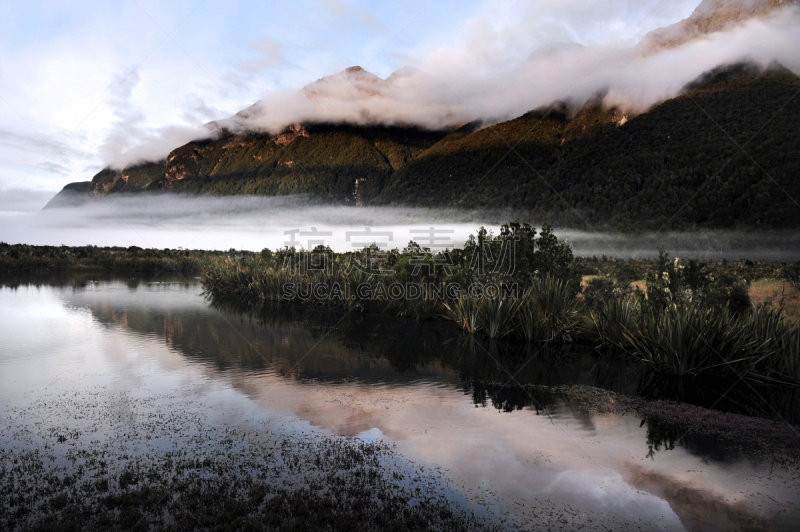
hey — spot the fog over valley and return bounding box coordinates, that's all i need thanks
[3,194,798,260]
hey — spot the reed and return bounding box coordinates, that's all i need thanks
[202,260,263,301]
[590,299,639,347]
[394,285,445,321]
[774,325,800,382]
[747,307,800,383]
[340,267,373,310]
[442,277,581,342]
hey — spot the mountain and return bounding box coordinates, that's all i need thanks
[377,63,800,229]
[640,0,799,52]
[48,58,800,230]
[43,181,95,209]
[48,117,450,206]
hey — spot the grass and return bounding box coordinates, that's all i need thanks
[0,243,230,275]
[1,389,497,532]
[749,279,800,323]
[516,277,582,343]
[592,299,800,384]
[622,304,773,379]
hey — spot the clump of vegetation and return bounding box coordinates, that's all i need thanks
[198,226,800,385]
[0,243,230,274]
[589,252,800,384]
[515,277,582,343]
[598,302,800,383]
[620,304,771,378]
[203,223,584,345]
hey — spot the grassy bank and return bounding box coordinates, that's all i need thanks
[0,243,239,274]
[200,224,800,386]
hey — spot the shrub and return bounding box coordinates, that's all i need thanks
[515,276,582,343]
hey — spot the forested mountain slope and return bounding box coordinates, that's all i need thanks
[48,64,800,229]
[377,64,800,229]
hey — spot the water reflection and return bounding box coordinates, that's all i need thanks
[211,297,800,425]
[1,275,799,531]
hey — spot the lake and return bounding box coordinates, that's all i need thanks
[1,273,799,530]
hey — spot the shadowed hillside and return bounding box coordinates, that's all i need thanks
[378,64,800,229]
[49,63,800,230]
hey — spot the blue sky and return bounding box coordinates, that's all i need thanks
[0,0,705,208]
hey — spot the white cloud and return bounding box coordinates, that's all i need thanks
[227,5,800,134]
[3,0,798,187]
[239,37,287,74]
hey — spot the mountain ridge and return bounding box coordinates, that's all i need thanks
[47,62,800,230]
[46,0,800,229]
[640,0,799,52]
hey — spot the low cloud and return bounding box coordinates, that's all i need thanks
[99,70,216,170]
[229,5,800,133]
[102,1,800,167]
[5,194,798,260]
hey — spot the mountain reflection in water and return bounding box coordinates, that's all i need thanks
[1,274,799,531]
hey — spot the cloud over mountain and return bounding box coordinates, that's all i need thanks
[104,0,800,168]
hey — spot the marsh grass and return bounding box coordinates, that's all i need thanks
[516,277,582,343]
[622,305,773,378]
[592,299,800,384]
[393,285,446,320]
[441,277,581,342]
[477,295,521,339]
[199,245,800,385]
[443,296,482,335]
[775,327,800,381]
[590,299,638,346]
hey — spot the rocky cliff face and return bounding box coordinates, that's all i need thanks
[640,0,799,52]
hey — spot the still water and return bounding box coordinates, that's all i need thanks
[1,274,799,530]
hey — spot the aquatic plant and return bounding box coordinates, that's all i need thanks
[516,276,582,343]
[774,325,800,382]
[202,260,265,301]
[590,298,639,347]
[443,296,482,335]
[394,284,445,321]
[476,295,521,339]
[746,307,800,384]
[443,292,520,338]
[620,304,775,379]
[251,267,302,301]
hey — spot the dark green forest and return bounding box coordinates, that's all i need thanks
[378,64,800,229]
